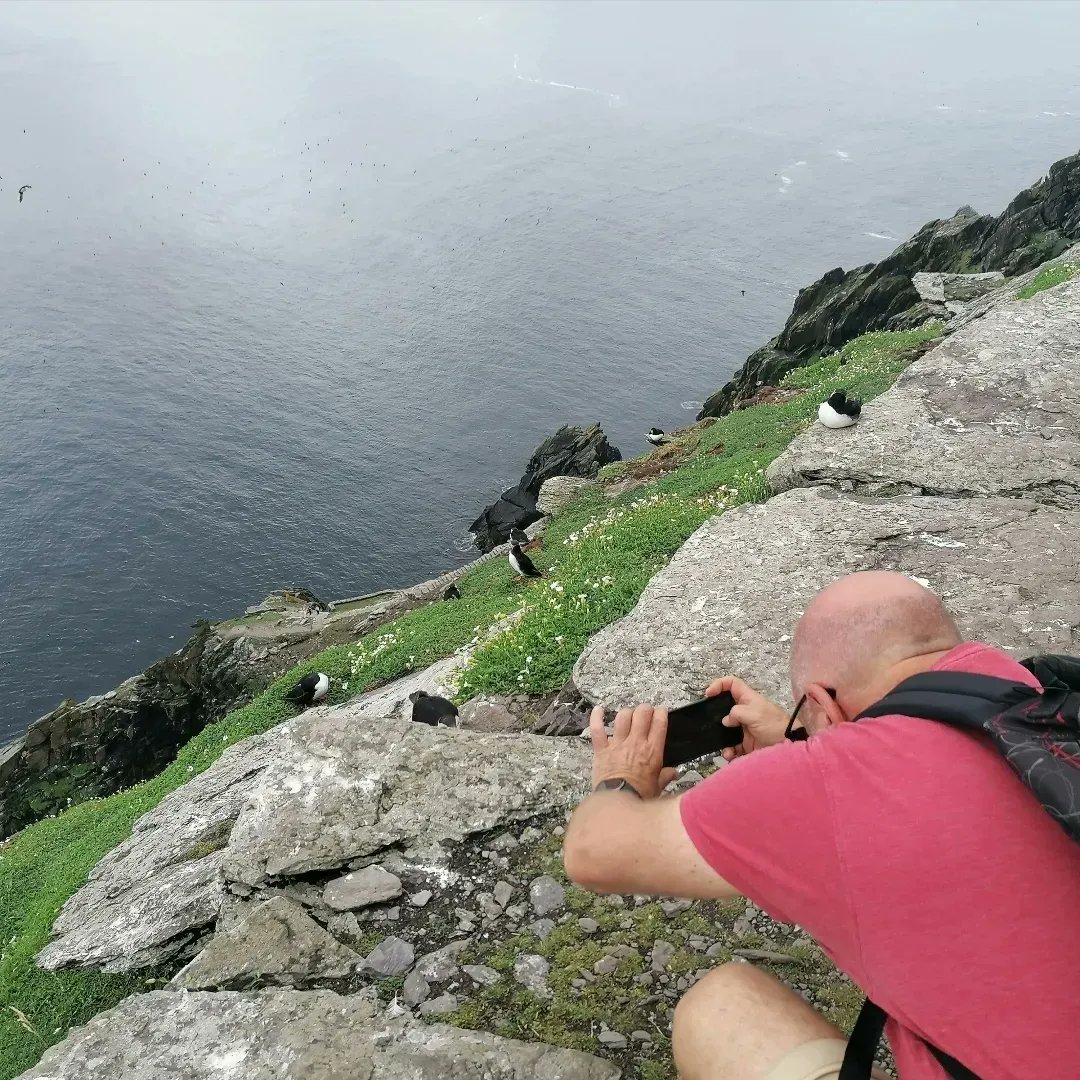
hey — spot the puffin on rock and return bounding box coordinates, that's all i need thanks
[818,390,862,429]
[409,690,459,726]
[645,428,667,447]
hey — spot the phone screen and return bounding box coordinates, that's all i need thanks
[663,692,741,767]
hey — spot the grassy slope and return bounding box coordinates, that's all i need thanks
[0,323,941,1078]
[1015,261,1078,299]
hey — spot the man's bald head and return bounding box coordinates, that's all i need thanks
[790,571,961,713]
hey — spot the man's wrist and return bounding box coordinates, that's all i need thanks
[593,778,643,798]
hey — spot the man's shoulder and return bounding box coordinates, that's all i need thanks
[930,641,1041,687]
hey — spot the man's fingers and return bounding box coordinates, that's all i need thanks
[629,702,654,737]
[646,706,668,755]
[612,707,633,740]
[588,706,608,753]
[658,766,678,790]
[704,677,732,698]
[707,675,752,703]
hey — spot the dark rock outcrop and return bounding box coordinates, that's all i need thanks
[700,150,1080,417]
[469,424,620,552]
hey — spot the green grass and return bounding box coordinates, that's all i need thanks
[0,322,942,1078]
[1016,262,1077,299]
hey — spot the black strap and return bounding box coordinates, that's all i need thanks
[841,998,982,1080]
[857,672,1036,730]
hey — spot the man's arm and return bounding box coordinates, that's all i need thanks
[563,787,739,899]
[562,703,739,900]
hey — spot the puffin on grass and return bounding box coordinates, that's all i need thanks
[509,543,542,581]
[818,390,862,429]
[286,671,329,708]
[409,690,459,727]
[645,428,667,447]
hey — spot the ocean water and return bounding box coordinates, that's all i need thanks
[2,0,1079,743]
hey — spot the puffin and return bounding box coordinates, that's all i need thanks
[645,428,667,447]
[409,690,458,727]
[509,543,542,580]
[509,526,530,546]
[18,185,31,203]
[442,582,461,601]
[818,390,862,429]
[285,671,330,708]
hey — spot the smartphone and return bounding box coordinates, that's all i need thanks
[663,692,741,767]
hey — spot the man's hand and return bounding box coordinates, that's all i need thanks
[705,676,788,761]
[589,704,678,799]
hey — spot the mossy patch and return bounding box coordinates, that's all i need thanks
[1016,261,1077,299]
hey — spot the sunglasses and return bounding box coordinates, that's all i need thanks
[784,687,838,743]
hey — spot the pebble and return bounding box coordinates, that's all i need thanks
[504,904,527,922]
[597,1031,628,1050]
[650,940,677,972]
[493,881,514,908]
[529,918,556,941]
[593,955,620,976]
[401,970,431,1006]
[479,895,502,921]
[323,865,403,911]
[688,936,710,951]
[552,825,565,836]
[633,973,654,987]
[529,875,566,917]
[732,916,754,938]
[578,917,599,935]
[706,943,728,958]
[489,832,519,851]
[661,899,692,915]
[518,826,543,844]
[415,939,471,982]
[418,993,459,1017]
[674,770,704,787]
[365,936,415,978]
[462,964,501,987]
[513,953,551,997]
[619,918,634,930]
[409,891,433,908]
[385,907,400,922]
[631,1031,651,1042]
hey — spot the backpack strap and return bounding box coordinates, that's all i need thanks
[856,672,1035,731]
[841,998,982,1080]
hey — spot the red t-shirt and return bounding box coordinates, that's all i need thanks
[680,642,1080,1080]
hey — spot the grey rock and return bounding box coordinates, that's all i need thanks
[458,697,527,734]
[514,953,552,997]
[912,270,1005,303]
[631,1031,652,1042]
[733,948,802,965]
[661,899,692,915]
[493,880,514,908]
[597,1030,628,1050]
[463,964,502,987]
[365,936,415,978]
[769,274,1080,505]
[36,722,292,972]
[529,874,566,916]
[19,990,621,1079]
[578,917,599,934]
[323,865,403,910]
[593,955,620,976]
[416,938,472,982]
[418,993,460,1017]
[402,970,431,1006]
[326,912,362,943]
[170,896,360,990]
[537,475,598,517]
[650,940,677,973]
[574,487,1080,711]
[518,826,543,844]
[410,890,433,908]
[529,918,557,941]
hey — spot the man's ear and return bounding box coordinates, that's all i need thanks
[806,683,848,729]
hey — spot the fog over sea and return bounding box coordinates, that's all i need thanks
[2,0,1079,741]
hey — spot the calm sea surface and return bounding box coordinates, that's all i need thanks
[2,0,1079,741]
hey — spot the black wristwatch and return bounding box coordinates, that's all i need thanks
[594,778,643,798]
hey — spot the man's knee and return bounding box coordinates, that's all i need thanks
[673,963,766,1052]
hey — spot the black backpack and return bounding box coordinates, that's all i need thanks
[838,654,1080,1080]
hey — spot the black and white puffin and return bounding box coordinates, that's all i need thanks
[409,690,459,726]
[285,671,329,708]
[509,543,542,580]
[645,428,667,447]
[818,390,862,429]
[509,526,530,546]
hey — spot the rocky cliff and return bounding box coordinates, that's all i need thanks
[19,251,1079,1079]
[699,148,1080,417]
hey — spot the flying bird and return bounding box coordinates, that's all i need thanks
[285,671,330,708]
[509,543,542,581]
[18,185,31,203]
[818,390,862,429]
[645,428,668,447]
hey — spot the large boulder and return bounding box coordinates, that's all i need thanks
[37,705,591,972]
[912,271,1005,303]
[574,487,1080,711]
[700,150,1080,418]
[767,271,1080,504]
[469,425,620,551]
[17,990,621,1080]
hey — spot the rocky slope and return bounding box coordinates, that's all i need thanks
[699,148,1080,417]
[20,257,1079,1078]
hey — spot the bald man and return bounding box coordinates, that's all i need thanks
[563,571,1080,1080]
